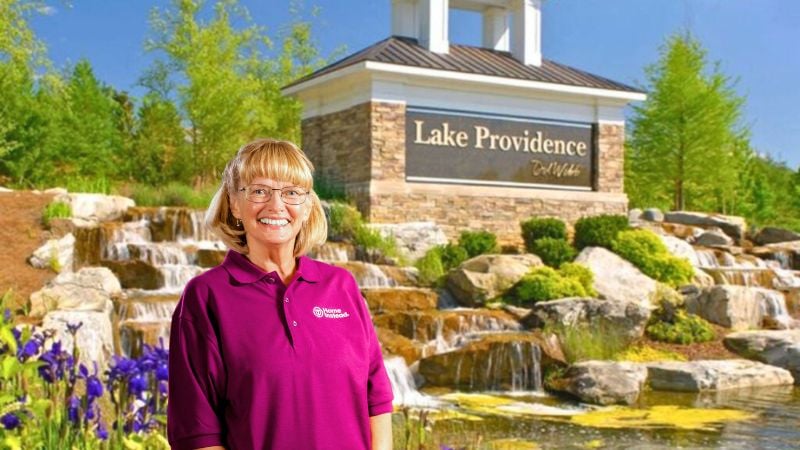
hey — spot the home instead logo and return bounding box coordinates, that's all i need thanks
[312,306,350,319]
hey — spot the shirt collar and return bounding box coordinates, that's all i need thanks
[222,250,319,284]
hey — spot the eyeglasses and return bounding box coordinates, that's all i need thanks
[238,185,308,205]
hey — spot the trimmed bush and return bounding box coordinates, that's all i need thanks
[646,310,715,345]
[42,201,72,227]
[458,230,497,258]
[327,202,364,241]
[512,266,588,306]
[520,217,567,251]
[530,237,576,268]
[573,214,629,250]
[612,229,694,287]
[439,243,469,269]
[559,262,597,297]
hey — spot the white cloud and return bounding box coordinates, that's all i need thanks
[37,6,57,16]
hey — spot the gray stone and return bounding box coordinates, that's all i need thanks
[753,227,800,246]
[29,233,75,272]
[695,230,735,247]
[561,361,647,405]
[647,359,794,391]
[750,241,800,270]
[524,297,651,339]
[370,222,448,261]
[103,259,165,290]
[574,247,658,307]
[446,254,543,306]
[362,287,438,312]
[44,187,68,195]
[310,242,356,263]
[628,208,643,223]
[663,211,746,242]
[29,267,121,317]
[724,330,800,384]
[642,208,664,222]
[686,285,790,330]
[54,192,135,222]
[43,309,115,368]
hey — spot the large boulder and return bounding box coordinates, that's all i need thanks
[695,230,735,247]
[723,330,800,383]
[373,309,520,345]
[370,222,448,261]
[417,332,559,391]
[29,267,121,317]
[55,192,135,222]
[749,241,800,270]
[523,297,651,339]
[446,254,542,306]
[332,261,417,288]
[559,361,647,405]
[29,233,75,273]
[43,309,115,368]
[376,328,423,365]
[663,211,746,242]
[685,286,786,330]
[642,208,664,222]
[574,247,658,307]
[646,359,794,391]
[657,235,713,287]
[362,287,438,313]
[753,227,800,246]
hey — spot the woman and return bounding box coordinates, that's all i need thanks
[167,139,394,450]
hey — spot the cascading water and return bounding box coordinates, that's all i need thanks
[383,356,439,407]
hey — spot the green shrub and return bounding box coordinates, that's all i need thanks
[531,237,576,268]
[573,214,629,250]
[327,202,364,241]
[415,247,446,286]
[439,243,469,269]
[353,225,400,261]
[42,201,72,227]
[646,310,715,344]
[612,229,694,287]
[520,217,567,251]
[549,321,631,364]
[458,230,497,257]
[65,176,111,194]
[313,175,346,201]
[127,182,216,208]
[559,262,597,297]
[512,266,587,306]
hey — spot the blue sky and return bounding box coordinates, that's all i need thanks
[29,0,800,169]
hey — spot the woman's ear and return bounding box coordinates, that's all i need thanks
[230,192,241,220]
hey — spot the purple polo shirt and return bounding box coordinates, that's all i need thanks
[167,250,394,450]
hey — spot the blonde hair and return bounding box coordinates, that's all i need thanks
[205,138,327,257]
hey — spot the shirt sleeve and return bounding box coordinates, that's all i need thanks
[347,275,394,416]
[167,284,227,450]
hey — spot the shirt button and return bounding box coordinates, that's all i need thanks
[292,320,298,327]
[284,297,289,303]
[266,277,275,284]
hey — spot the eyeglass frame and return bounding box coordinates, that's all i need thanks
[237,184,309,205]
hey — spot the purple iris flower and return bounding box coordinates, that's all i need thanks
[129,373,147,397]
[66,322,83,336]
[0,413,20,430]
[155,362,168,381]
[67,396,80,424]
[96,422,109,440]
[87,376,103,399]
[20,340,39,359]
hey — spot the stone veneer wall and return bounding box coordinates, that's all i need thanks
[301,101,628,246]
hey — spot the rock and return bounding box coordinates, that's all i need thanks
[362,287,438,312]
[647,359,794,391]
[559,361,647,405]
[417,332,558,391]
[369,222,448,261]
[310,242,356,263]
[373,309,520,345]
[660,222,704,240]
[446,254,543,307]
[642,208,664,222]
[663,211,746,242]
[119,320,170,359]
[659,235,700,266]
[523,297,651,339]
[331,261,417,288]
[750,241,800,270]
[376,328,422,365]
[43,309,115,368]
[103,260,165,290]
[44,187,68,195]
[574,247,658,307]
[29,233,75,272]
[628,208,642,223]
[29,267,121,317]
[724,330,800,383]
[196,248,226,268]
[0,186,13,193]
[753,227,800,246]
[54,193,135,222]
[685,285,787,330]
[695,230,734,247]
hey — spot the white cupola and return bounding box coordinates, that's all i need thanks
[391,0,543,66]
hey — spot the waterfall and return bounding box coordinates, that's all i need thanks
[383,357,438,407]
[757,290,797,329]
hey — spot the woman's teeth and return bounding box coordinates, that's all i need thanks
[258,218,289,226]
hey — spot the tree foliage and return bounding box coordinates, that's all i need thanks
[626,33,749,212]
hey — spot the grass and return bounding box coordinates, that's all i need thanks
[548,321,631,364]
[122,182,218,208]
[41,201,71,227]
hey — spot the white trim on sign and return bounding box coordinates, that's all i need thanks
[406,176,593,191]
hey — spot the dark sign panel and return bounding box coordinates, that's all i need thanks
[405,108,595,190]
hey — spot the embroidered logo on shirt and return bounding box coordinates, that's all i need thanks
[312,306,350,319]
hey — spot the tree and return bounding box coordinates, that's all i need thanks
[144,0,330,184]
[626,33,749,212]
